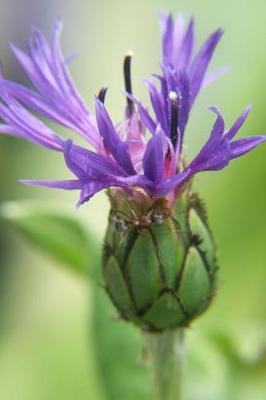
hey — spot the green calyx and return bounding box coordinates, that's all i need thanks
[102,190,218,332]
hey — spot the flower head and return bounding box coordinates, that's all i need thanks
[0,14,265,207]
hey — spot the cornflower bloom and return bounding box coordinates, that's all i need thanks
[0,14,265,332]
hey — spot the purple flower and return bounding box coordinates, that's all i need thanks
[130,13,227,151]
[159,13,226,103]
[0,15,265,207]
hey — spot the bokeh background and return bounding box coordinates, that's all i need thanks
[0,0,266,399]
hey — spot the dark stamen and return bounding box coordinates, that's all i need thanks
[169,91,179,148]
[123,52,134,114]
[98,86,108,103]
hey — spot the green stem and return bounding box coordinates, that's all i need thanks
[145,330,185,400]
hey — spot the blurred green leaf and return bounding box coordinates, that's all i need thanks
[209,324,266,372]
[0,201,97,277]
[185,322,266,400]
[92,283,150,400]
[0,200,150,400]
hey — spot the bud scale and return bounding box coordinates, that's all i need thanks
[103,190,218,332]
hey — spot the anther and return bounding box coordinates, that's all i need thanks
[169,91,179,148]
[97,86,108,103]
[123,51,134,114]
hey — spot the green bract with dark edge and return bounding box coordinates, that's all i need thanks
[103,190,218,332]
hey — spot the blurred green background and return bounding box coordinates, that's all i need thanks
[0,0,266,399]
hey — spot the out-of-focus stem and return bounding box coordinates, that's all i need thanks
[145,330,185,400]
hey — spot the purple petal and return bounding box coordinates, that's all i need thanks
[143,125,164,183]
[193,139,230,171]
[230,136,266,159]
[125,92,157,134]
[159,13,174,63]
[153,74,168,103]
[151,168,191,196]
[77,181,106,206]
[225,105,252,140]
[177,71,190,138]
[202,65,230,88]
[95,98,135,175]
[189,28,223,104]
[10,43,40,86]
[0,79,79,129]
[0,95,63,151]
[30,26,52,63]
[108,174,149,188]
[51,19,90,117]
[63,139,126,179]
[9,23,101,149]
[190,106,225,165]
[175,18,195,68]
[186,106,229,173]
[172,14,186,54]
[144,79,168,134]
[21,179,83,189]
[63,140,90,180]
[206,106,225,140]
[0,124,23,136]
[161,64,176,91]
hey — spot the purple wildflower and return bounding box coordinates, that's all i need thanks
[0,15,265,207]
[129,13,226,151]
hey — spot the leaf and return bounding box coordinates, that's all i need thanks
[209,323,266,372]
[0,201,151,399]
[185,323,266,400]
[91,282,150,400]
[0,201,98,277]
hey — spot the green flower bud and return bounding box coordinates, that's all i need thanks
[103,190,218,332]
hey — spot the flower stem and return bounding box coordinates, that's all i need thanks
[145,330,185,400]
